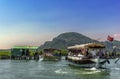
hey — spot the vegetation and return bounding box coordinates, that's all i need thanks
[60,49,68,56]
[0,50,11,56]
[0,49,38,57]
[0,50,11,59]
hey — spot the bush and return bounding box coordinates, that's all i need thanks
[61,49,68,56]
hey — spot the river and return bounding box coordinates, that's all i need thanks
[0,59,120,79]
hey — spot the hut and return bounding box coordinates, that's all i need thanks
[11,46,38,60]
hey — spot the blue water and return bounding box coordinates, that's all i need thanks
[0,59,120,79]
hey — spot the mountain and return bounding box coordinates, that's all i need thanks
[38,32,99,49]
[38,32,120,51]
[102,40,120,52]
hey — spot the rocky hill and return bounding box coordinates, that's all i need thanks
[38,32,120,52]
[38,32,99,49]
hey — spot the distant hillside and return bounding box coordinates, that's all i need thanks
[38,32,120,51]
[38,32,99,49]
[103,40,120,52]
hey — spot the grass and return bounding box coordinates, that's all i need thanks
[0,49,40,57]
[0,49,67,59]
[0,50,11,56]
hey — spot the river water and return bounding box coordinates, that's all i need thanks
[0,59,120,79]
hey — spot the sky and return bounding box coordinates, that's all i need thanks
[0,0,119,49]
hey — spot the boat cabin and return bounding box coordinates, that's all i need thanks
[68,43,106,58]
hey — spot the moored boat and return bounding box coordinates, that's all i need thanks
[41,48,62,61]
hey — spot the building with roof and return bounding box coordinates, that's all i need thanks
[11,46,38,60]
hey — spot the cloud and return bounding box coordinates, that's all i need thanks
[113,34,120,40]
[114,34,120,37]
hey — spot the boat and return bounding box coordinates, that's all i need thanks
[67,43,109,68]
[41,48,62,61]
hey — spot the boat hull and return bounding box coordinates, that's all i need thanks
[42,56,61,61]
[67,56,107,68]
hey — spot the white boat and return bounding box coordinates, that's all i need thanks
[67,43,109,68]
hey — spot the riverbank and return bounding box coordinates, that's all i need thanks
[0,49,11,59]
[0,49,119,60]
[0,49,67,59]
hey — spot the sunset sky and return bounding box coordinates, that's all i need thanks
[0,0,119,49]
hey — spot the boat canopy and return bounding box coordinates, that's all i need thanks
[12,46,38,49]
[68,43,105,50]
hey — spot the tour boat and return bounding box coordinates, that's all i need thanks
[67,43,109,68]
